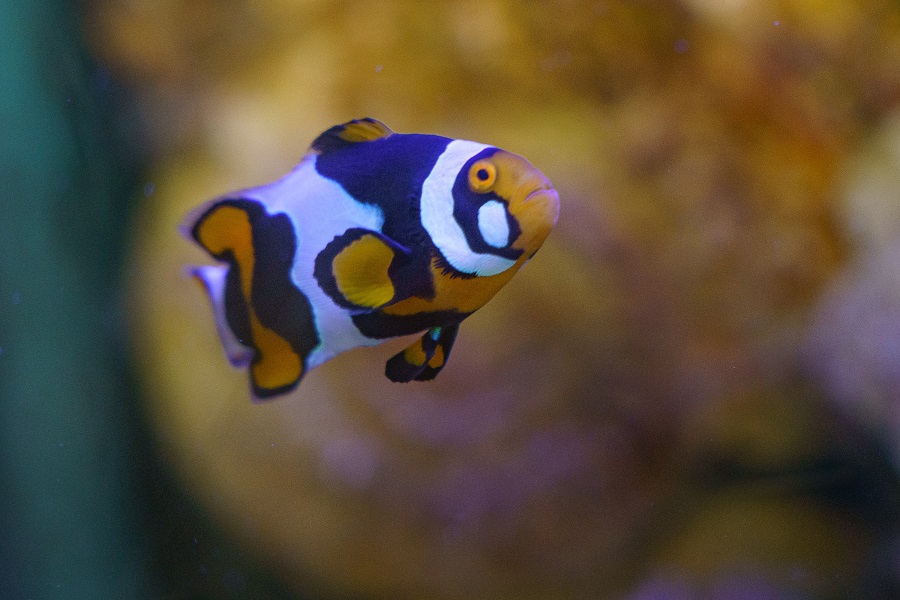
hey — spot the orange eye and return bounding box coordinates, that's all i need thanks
[468,160,497,192]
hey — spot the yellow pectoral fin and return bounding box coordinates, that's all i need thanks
[330,232,398,309]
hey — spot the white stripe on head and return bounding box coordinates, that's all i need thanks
[420,140,517,276]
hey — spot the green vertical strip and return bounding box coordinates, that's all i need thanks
[0,2,145,598]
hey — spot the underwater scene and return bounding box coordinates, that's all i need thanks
[2,1,899,598]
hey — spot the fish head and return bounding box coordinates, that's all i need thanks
[455,148,559,261]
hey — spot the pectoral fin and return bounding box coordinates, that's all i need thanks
[314,228,411,311]
[385,324,459,383]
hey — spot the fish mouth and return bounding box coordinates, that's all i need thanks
[521,185,559,212]
[523,185,554,202]
[516,185,560,230]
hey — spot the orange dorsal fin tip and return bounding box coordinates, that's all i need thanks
[311,118,394,154]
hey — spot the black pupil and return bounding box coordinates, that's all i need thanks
[476,168,490,181]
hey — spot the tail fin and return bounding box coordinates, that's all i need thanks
[182,198,320,401]
[190,264,254,368]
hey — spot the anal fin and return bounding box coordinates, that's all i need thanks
[385,324,459,383]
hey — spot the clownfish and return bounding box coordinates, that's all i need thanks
[181,118,559,401]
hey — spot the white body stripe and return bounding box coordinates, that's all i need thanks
[420,140,517,276]
[242,155,386,368]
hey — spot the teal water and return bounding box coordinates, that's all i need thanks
[0,2,143,597]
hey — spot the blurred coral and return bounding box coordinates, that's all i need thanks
[805,114,900,470]
[83,0,900,598]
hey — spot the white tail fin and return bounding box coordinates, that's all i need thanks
[189,264,254,368]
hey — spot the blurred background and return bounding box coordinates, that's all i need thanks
[2,0,900,598]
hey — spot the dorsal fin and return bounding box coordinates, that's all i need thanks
[310,118,394,154]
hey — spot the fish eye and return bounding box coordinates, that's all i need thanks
[468,160,497,193]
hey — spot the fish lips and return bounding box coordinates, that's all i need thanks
[509,184,559,252]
